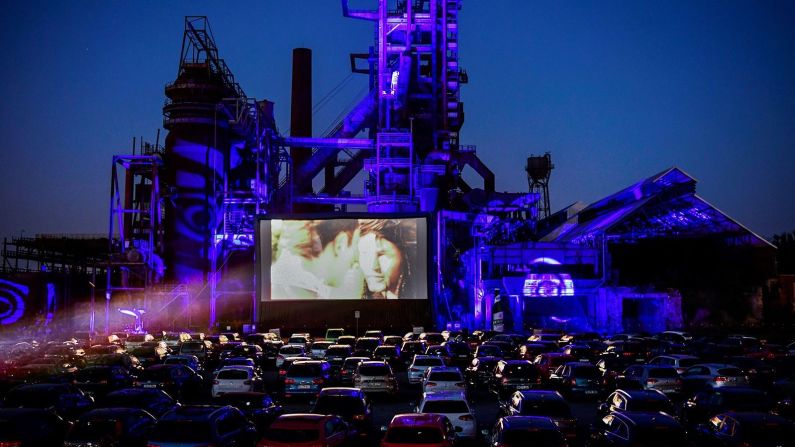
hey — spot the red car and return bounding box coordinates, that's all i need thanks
[257,413,355,447]
[381,413,458,447]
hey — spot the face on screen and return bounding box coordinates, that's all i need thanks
[357,232,404,294]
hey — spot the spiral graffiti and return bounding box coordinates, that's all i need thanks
[0,278,28,325]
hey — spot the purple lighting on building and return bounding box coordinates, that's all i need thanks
[0,278,27,325]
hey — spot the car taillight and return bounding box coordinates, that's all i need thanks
[646,378,658,384]
[284,378,295,384]
[313,378,324,385]
[0,441,23,447]
[714,376,727,383]
[426,381,437,387]
[352,414,366,421]
[133,381,140,386]
[502,378,509,384]
[146,444,161,447]
[278,369,287,375]
[459,414,474,421]
[569,378,577,386]
[456,382,465,387]
[213,380,219,385]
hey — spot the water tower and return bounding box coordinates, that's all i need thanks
[526,153,554,219]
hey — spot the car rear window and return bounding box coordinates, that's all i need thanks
[374,347,396,355]
[180,343,204,353]
[447,343,470,354]
[649,368,678,378]
[573,366,600,378]
[428,371,462,381]
[413,358,444,367]
[263,428,319,442]
[629,399,672,412]
[68,419,121,439]
[504,364,539,378]
[385,427,443,443]
[326,347,350,356]
[359,365,390,376]
[717,368,744,376]
[313,396,365,416]
[678,359,700,368]
[422,400,469,413]
[217,369,249,380]
[281,346,304,355]
[288,364,322,377]
[519,401,571,417]
[502,429,563,445]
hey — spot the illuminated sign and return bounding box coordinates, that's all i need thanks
[0,278,28,325]
[523,273,575,297]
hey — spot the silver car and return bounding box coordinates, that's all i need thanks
[407,355,446,384]
[681,363,748,390]
[620,365,682,395]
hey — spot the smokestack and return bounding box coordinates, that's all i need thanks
[290,48,312,196]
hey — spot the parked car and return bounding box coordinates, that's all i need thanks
[617,365,682,396]
[134,364,203,400]
[474,343,504,359]
[534,353,576,380]
[691,411,795,446]
[338,356,369,385]
[485,415,567,447]
[213,392,284,432]
[409,355,447,385]
[499,390,577,442]
[148,405,259,447]
[284,360,332,398]
[422,366,466,395]
[680,363,749,393]
[598,389,674,419]
[443,341,472,368]
[0,408,71,447]
[400,341,429,364]
[164,354,202,373]
[309,341,334,359]
[325,328,345,343]
[465,356,500,389]
[590,411,686,446]
[380,413,457,447]
[491,360,544,399]
[276,345,306,368]
[647,354,702,375]
[354,337,382,357]
[355,361,398,396]
[416,390,477,440]
[323,345,353,369]
[98,387,179,418]
[3,383,94,420]
[213,366,263,397]
[64,407,156,447]
[311,387,373,439]
[258,413,355,447]
[678,387,772,428]
[549,361,602,398]
[73,365,134,396]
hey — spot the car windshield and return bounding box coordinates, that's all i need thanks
[313,396,364,416]
[428,371,462,381]
[519,401,571,417]
[359,365,390,376]
[326,348,350,356]
[180,343,204,353]
[385,427,443,443]
[447,344,469,354]
[263,428,320,442]
[629,399,672,412]
[281,346,303,355]
[502,429,563,446]
[151,421,212,442]
[422,400,469,413]
[356,339,380,350]
[217,369,249,380]
[479,346,502,355]
[142,368,172,381]
[288,364,322,377]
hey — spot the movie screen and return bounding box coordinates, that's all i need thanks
[259,217,428,300]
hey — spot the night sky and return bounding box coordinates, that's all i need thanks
[1,1,793,242]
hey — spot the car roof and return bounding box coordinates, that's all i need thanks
[501,416,558,430]
[217,365,253,371]
[389,413,447,427]
[500,359,534,365]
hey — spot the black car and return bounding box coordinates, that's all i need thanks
[486,416,567,447]
[2,383,94,420]
[679,387,772,428]
[726,356,777,388]
[499,390,577,442]
[598,389,674,419]
[692,411,795,447]
[465,356,500,388]
[474,343,505,359]
[353,337,381,357]
[94,386,178,417]
[399,341,428,364]
[443,341,472,368]
[491,360,544,399]
[84,353,143,377]
[74,365,134,396]
[549,362,602,399]
[324,344,353,370]
[134,364,204,400]
[212,392,284,432]
[373,345,403,371]
[148,405,259,447]
[590,411,686,446]
[311,387,373,438]
[0,408,71,447]
[64,407,156,447]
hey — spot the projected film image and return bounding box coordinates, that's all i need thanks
[262,217,427,300]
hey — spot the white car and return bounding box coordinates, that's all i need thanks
[422,366,466,394]
[276,344,307,367]
[408,355,446,384]
[211,366,260,397]
[416,391,477,439]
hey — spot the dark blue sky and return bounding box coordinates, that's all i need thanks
[1,1,793,242]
